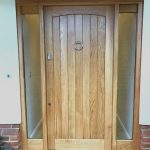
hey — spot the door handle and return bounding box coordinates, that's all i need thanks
[75,41,83,51]
[47,52,52,61]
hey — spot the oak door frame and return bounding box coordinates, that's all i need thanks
[113,3,143,150]
[17,1,143,150]
[17,5,46,150]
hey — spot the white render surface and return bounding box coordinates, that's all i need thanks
[140,0,150,125]
[0,0,21,124]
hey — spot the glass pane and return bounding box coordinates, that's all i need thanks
[117,13,137,140]
[119,4,137,13]
[23,15,43,139]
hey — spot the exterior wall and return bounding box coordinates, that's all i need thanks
[140,125,150,150]
[0,0,148,149]
[0,0,21,124]
[0,0,21,149]
[140,0,150,125]
[0,125,21,150]
[139,1,150,148]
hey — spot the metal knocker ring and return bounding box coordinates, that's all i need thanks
[74,41,83,51]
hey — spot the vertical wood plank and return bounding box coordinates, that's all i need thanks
[90,15,98,139]
[53,17,62,139]
[44,7,54,149]
[105,6,114,150]
[83,15,90,139]
[97,16,106,139]
[68,15,76,139]
[75,15,83,139]
[133,3,143,150]
[60,16,69,139]
[17,6,28,150]
[40,6,48,150]
[112,4,119,150]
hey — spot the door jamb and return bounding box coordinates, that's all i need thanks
[39,5,48,150]
[133,3,143,150]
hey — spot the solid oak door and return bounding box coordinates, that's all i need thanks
[44,6,114,150]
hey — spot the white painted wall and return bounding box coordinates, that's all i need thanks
[140,0,150,125]
[0,0,21,124]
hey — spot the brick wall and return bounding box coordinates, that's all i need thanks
[140,125,150,150]
[0,124,149,150]
[0,124,21,150]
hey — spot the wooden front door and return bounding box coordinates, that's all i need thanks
[44,6,114,150]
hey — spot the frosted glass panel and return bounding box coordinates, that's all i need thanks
[117,13,137,139]
[23,15,43,139]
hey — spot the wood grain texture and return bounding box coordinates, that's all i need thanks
[119,4,137,13]
[18,2,143,150]
[97,16,105,139]
[68,15,76,139]
[104,6,114,150]
[90,15,98,139]
[133,3,143,150]
[28,139,43,150]
[28,139,44,150]
[51,6,106,16]
[83,15,90,139]
[55,139,104,150]
[117,140,133,150]
[44,7,55,150]
[44,6,114,149]
[39,6,48,150]
[60,16,69,139]
[75,15,83,139]
[112,4,119,150]
[21,5,39,14]
[17,6,28,150]
[53,16,62,139]
[16,0,143,5]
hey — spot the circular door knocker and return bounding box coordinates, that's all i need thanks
[74,41,83,51]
